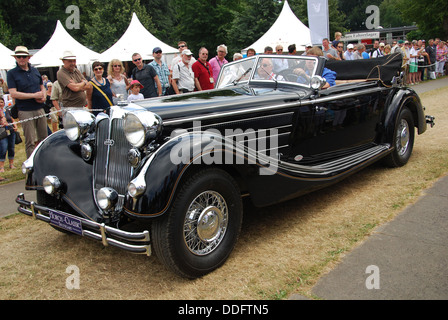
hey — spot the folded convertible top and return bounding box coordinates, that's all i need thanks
[326,52,403,84]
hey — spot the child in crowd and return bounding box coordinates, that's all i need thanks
[127,80,145,102]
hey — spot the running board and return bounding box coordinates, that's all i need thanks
[278,144,391,177]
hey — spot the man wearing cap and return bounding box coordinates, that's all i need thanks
[149,47,171,95]
[131,53,162,98]
[371,43,385,58]
[344,44,355,60]
[301,43,312,56]
[172,49,200,94]
[7,46,47,158]
[57,50,91,112]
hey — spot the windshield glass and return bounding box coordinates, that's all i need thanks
[216,57,256,88]
[216,55,318,89]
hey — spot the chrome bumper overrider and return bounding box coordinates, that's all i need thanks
[16,193,151,256]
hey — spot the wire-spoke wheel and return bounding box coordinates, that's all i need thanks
[152,168,242,278]
[183,191,229,256]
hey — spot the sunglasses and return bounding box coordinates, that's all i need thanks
[113,65,121,68]
[178,45,186,49]
[154,51,162,54]
[15,56,29,59]
[94,67,103,71]
[262,63,272,68]
[133,58,142,62]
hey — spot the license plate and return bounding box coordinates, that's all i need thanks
[49,210,83,236]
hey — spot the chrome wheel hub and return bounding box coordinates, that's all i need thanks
[184,191,228,256]
[397,119,410,156]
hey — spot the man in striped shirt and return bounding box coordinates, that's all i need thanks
[149,47,171,96]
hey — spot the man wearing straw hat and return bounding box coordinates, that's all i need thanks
[7,46,47,158]
[56,50,91,112]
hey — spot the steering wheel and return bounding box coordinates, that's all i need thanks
[278,69,299,82]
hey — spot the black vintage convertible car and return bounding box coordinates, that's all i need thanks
[16,52,434,278]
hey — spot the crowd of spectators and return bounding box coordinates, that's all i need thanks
[1,34,447,180]
[328,34,448,85]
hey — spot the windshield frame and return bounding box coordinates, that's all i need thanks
[216,54,320,89]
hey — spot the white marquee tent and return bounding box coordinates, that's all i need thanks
[0,42,15,70]
[98,12,178,63]
[30,20,100,68]
[0,42,15,85]
[243,0,311,54]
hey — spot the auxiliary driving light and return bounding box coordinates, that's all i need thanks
[97,187,119,211]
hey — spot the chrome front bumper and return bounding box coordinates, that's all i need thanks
[16,193,151,256]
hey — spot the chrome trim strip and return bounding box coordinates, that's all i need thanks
[277,144,391,176]
[163,86,383,126]
[187,112,295,132]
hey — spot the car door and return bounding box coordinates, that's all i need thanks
[296,82,385,165]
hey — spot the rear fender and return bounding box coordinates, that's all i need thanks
[382,88,426,144]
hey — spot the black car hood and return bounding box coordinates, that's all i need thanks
[129,85,306,122]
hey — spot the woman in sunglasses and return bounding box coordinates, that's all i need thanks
[86,61,114,116]
[107,59,130,104]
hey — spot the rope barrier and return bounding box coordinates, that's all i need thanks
[0,107,105,128]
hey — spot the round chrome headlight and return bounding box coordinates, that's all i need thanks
[43,175,61,195]
[63,110,96,141]
[97,187,119,210]
[310,76,326,90]
[124,111,162,148]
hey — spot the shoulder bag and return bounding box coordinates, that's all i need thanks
[9,105,18,119]
[0,127,8,140]
[89,81,113,106]
[15,131,22,144]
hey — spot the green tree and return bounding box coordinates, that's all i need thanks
[47,0,96,45]
[379,0,412,28]
[1,0,53,48]
[0,12,22,47]
[172,0,240,57]
[83,0,154,52]
[141,0,177,47]
[337,0,382,31]
[227,0,281,53]
[395,0,448,39]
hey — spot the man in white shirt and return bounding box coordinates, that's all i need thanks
[371,43,385,58]
[344,44,355,60]
[172,50,200,94]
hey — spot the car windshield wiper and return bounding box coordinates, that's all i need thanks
[258,66,278,89]
[232,67,252,85]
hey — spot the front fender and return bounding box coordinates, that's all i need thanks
[123,132,255,219]
[25,130,102,221]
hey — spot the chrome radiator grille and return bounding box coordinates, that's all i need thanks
[94,118,133,207]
